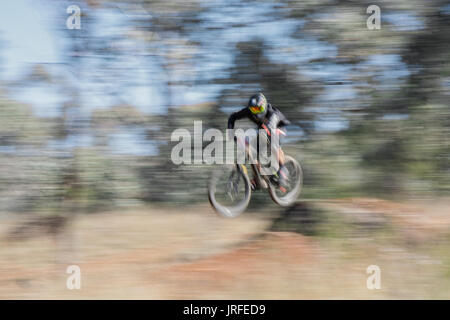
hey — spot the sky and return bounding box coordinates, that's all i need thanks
[0,0,427,154]
[0,0,168,118]
[0,0,162,154]
[0,0,62,77]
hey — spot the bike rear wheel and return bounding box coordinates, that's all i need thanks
[268,155,303,207]
[208,165,252,218]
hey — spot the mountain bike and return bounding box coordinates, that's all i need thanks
[208,125,303,218]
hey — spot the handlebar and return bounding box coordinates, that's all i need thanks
[233,126,285,148]
[261,124,286,137]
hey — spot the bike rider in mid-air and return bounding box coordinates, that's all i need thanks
[227,93,291,191]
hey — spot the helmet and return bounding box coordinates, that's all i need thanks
[248,93,267,115]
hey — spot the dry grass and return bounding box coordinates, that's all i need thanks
[0,200,449,299]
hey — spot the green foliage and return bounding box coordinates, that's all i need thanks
[0,0,449,212]
[0,99,53,146]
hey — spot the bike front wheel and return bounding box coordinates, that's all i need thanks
[268,155,303,207]
[208,165,251,218]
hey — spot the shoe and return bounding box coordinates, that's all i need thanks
[269,174,279,186]
[250,179,258,191]
[277,166,289,189]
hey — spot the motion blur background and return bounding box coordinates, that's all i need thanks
[0,0,449,299]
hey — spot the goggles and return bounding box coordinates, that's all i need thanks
[249,104,265,114]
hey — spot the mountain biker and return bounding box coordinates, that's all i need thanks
[227,93,291,191]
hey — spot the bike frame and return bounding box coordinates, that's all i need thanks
[236,124,285,190]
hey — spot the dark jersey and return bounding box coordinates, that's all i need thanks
[227,103,290,130]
